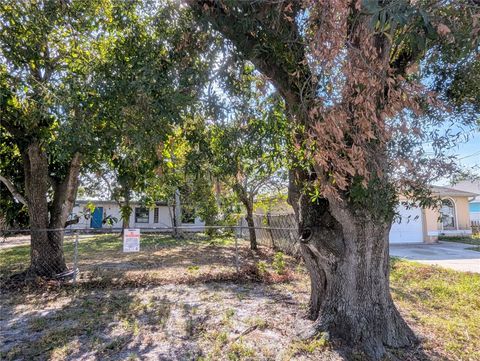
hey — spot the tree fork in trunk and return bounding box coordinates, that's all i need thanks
[22,143,82,277]
[234,182,257,250]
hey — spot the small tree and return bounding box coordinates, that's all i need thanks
[144,119,220,236]
[0,0,208,277]
[90,0,211,234]
[0,1,107,276]
[209,65,288,249]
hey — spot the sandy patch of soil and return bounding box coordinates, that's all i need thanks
[1,280,351,361]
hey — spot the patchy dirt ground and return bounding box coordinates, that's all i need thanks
[1,281,339,361]
[1,235,479,361]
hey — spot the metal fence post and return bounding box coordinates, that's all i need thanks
[73,231,79,285]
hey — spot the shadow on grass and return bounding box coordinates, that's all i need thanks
[1,270,300,360]
[2,276,446,360]
[2,289,146,360]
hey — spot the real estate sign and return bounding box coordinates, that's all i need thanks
[123,229,140,252]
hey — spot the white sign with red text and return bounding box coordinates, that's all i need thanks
[123,229,140,252]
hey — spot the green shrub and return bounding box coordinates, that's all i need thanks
[272,252,286,275]
[256,261,268,276]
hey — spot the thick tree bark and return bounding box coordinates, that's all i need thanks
[22,142,82,277]
[287,169,326,319]
[23,143,64,276]
[289,173,416,358]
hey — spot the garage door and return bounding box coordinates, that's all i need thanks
[389,205,423,243]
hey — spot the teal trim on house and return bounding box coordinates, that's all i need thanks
[470,202,480,213]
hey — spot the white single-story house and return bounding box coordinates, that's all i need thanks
[68,200,205,231]
[450,180,480,222]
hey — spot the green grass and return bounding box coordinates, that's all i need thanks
[439,234,480,252]
[0,233,235,278]
[390,258,480,359]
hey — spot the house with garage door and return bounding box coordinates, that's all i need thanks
[390,185,477,244]
[68,200,204,231]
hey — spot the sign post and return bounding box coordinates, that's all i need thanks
[123,228,140,252]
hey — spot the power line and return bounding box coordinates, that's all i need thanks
[459,150,480,160]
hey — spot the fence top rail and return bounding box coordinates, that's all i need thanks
[252,212,295,216]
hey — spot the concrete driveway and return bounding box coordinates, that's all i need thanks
[390,241,480,273]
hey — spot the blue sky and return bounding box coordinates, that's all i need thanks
[456,130,480,169]
[435,128,480,186]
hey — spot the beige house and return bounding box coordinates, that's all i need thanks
[422,186,477,243]
[392,186,477,244]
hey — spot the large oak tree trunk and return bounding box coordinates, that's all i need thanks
[29,228,67,276]
[22,142,81,277]
[289,173,416,359]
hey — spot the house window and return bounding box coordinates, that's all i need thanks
[440,199,456,230]
[181,205,195,224]
[154,207,159,223]
[135,207,149,223]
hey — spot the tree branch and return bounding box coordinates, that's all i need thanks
[0,174,28,207]
[49,152,83,228]
[65,216,80,227]
[188,0,315,116]
[100,173,118,203]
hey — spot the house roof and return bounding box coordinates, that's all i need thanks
[449,180,480,202]
[430,185,478,198]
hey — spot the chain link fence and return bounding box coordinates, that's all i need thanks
[238,213,299,256]
[0,228,80,281]
[0,222,300,288]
